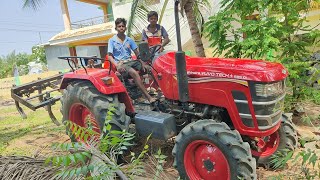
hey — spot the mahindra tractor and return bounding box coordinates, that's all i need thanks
[11,1,298,179]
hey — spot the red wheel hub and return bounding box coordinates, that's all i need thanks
[184,140,230,180]
[251,131,280,157]
[69,103,101,141]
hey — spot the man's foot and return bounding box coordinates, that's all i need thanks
[148,97,157,104]
[135,97,156,104]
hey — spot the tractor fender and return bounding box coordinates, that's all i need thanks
[59,69,135,113]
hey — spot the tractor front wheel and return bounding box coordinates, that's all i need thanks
[61,81,131,141]
[173,120,257,180]
[250,114,298,169]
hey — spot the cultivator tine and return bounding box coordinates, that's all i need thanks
[47,104,60,126]
[14,100,27,119]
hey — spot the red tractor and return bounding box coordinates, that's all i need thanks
[11,1,297,179]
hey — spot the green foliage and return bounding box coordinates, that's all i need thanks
[300,86,320,105]
[46,106,166,179]
[270,149,320,179]
[0,51,28,78]
[270,149,294,169]
[54,120,137,179]
[204,0,320,108]
[0,46,47,78]
[29,46,47,64]
[124,134,151,178]
[153,148,167,180]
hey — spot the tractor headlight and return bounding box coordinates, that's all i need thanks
[255,81,284,97]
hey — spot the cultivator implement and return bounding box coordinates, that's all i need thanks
[10,56,107,126]
[11,74,63,126]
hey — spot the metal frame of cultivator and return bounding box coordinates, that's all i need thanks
[10,57,108,126]
[11,74,63,125]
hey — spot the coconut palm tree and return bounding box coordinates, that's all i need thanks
[181,0,208,57]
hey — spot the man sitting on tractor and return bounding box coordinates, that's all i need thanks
[108,18,156,104]
[142,11,170,52]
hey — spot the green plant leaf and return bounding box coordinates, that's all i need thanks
[75,153,86,164]
[69,169,76,178]
[309,152,318,168]
[62,170,70,179]
[69,154,76,163]
[63,156,71,167]
[44,157,51,165]
[106,124,112,131]
[76,167,82,176]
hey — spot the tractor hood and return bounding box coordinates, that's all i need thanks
[155,52,288,82]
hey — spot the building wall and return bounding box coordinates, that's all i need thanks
[45,45,102,71]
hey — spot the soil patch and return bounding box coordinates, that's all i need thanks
[3,131,70,157]
[0,99,15,107]
[293,101,320,126]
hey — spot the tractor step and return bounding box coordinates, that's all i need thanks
[134,111,177,140]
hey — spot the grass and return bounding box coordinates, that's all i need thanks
[0,103,66,156]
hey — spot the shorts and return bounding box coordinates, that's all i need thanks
[118,60,142,77]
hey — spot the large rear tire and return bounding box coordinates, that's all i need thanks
[251,114,298,169]
[60,81,131,141]
[173,120,257,180]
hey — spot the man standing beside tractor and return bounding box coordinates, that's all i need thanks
[107,18,156,104]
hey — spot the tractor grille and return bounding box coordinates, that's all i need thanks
[232,82,285,130]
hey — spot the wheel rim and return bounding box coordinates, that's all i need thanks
[184,140,230,180]
[69,103,101,141]
[251,131,280,157]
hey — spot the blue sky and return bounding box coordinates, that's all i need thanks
[0,0,103,56]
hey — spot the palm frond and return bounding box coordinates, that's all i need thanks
[127,0,168,40]
[22,0,45,10]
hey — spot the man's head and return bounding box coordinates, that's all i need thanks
[115,18,127,34]
[147,11,158,25]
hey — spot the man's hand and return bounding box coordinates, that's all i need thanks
[138,60,150,73]
[159,46,164,52]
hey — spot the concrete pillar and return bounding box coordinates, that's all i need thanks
[69,47,78,66]
[101,4,108,23]
[60,0,71,30]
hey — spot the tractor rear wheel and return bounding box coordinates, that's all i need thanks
[173,120,257,180]
[60,81,131,141]
[251,114,298,169]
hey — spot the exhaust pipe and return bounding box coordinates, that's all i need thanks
[174,0,189,104]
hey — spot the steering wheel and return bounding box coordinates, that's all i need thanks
[149,44,162,60]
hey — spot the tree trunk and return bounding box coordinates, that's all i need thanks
[184,0,206,57]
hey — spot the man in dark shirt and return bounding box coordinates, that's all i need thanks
[142,11,170,52]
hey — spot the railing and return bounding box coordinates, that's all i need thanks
[71,14,114,29]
